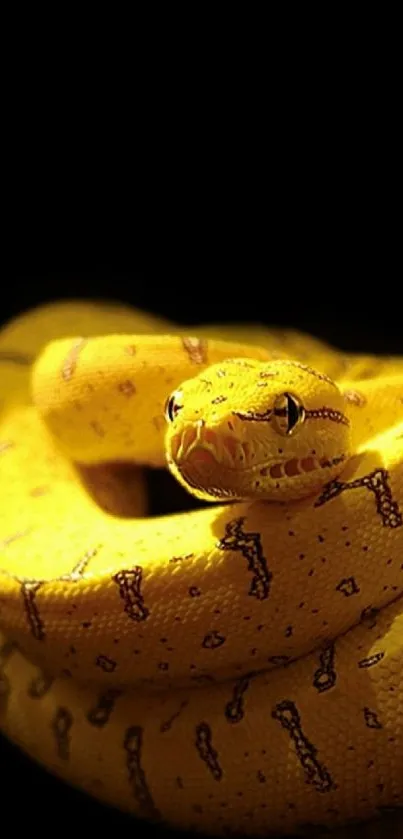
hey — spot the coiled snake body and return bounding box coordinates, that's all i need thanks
[0,300,402,836]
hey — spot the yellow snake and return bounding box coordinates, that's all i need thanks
[0,299,402,837]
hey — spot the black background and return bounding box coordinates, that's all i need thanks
[2,270,402,353]
[1,268,401,837]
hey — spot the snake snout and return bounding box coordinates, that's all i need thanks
[170,421,246,472]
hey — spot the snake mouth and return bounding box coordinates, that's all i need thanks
[169,425,261,473]
[176,452,346,491]
[168,427,243,499]
[170,456,241,500]
[172,451,347,503]
[169,426,347,482]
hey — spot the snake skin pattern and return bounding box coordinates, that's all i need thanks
[0,300,402,837]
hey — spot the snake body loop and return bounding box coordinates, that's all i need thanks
[0,300,402,836]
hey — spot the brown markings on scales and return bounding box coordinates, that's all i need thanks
[313,644,337,693]
[61,338,88,382]
[219,517,272,600]
[279,360,337,387]
[182,337,208,365]
[124,725,161,820]
[195,721,223,780]
[315,468,402,528]
[272,699,335,793]
[160,699,189,733]
[359,652,385,669]
[87,688,122,727]
[225,673,260,723]
[112,566,150,622]
[0,528,31,549]
[52,706,73,760]
[28,671,54,698]
[0,441,14,455]
[22,581,45,640]
[234,406,349,426]
[1,546,100,641]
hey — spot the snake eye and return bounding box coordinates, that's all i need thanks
[165,390,183,422]
[272,392,305,436]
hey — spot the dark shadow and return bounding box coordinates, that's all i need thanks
[76,463,210,518]
[145,468,211,516]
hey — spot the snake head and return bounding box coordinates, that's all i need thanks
[164,358,352,502]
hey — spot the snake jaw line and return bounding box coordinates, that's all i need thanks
[169,444,349,503]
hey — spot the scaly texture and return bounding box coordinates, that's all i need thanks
[0,300,402,837]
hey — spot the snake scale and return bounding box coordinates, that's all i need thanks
[0,300,402,837]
